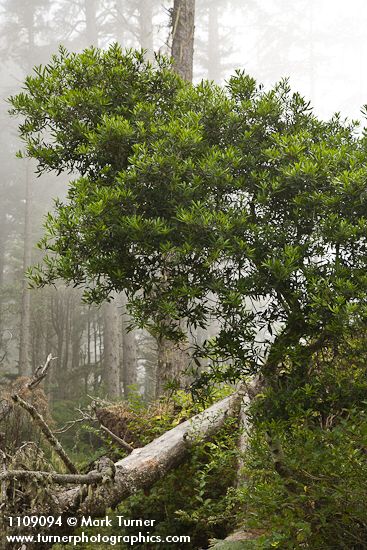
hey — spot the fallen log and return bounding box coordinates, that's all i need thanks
[55,389,243,516]
[2,387,254,548]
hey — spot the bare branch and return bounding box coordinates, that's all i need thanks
[54,402,134,453]
[11,394,78,475]
[27,354,56,390]
[0,469,103,485]
[53,407,94,434]
[99,424,134,453]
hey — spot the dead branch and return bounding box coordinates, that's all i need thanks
[99,424,134,453]
[53,407,94,434]
[54,403,135,454]
[27,353,56,390]
[53,417,87,434]
[0,455,116,488]
[11,394,78,475]
[0,470,102,485]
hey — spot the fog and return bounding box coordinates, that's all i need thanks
[215,0,367,120]
[0,0,365,398]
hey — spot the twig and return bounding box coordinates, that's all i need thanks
[99,424,134,453]
[54,417,86,434]
[11,394,78,475]
[54,408,94,434]
[54,400,134,453]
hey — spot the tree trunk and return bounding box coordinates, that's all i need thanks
[171,0,195,81]
[156,336,190,398]
[51,291,66,399]
[151,1,196,397]
[120,294,138,398]
[18,164,32,376]
[17,5,39,378]
[236,376,265,487]
[308,0,315,102]
[102,300,121,399]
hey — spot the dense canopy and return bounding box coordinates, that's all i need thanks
[10,44,367,381]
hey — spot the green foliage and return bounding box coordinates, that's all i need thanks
[118,417,239,549]
[236,412,367,549]
[251,334,367,426]
[10,46,367,389]
[229,346,367,550]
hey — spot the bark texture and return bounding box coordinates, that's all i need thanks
[155,335,190,398]
[102,300,121,399]
[171,0,195,81]
[120,293,138,397]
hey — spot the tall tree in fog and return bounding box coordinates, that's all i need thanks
[52,0,103,50]
[0,0,52,376]
[152,0,197,398]
[206,0,220,81]
[120,294,137,397]
[85,0,98,45]
[171,0,195,81]
[250,0,311,86]
[112,0,155,56]
[46,0,143,400]
[18,162,33,376]
[0,0,53,65]
[83,0,123,398]
[196,0,236,82]
[0,99,23,362]
[102,298,121,398]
